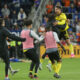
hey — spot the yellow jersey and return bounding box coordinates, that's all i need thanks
[55,13,69,31]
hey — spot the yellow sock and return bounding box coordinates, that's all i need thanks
[40,59,43,64]
[56,62,62,74]
[69,44,74,54]
[34,73,37,75]
[48,60,51,64]
[52,63,57,73]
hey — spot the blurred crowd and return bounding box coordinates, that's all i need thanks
[0,0,80,44]
[43,0,80,44]
[0,0,35,30]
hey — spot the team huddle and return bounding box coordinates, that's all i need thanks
[0,6,75,80]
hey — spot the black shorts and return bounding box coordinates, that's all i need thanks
[48,51,61,63]
[24,48,40,63]
[59,30,69,40]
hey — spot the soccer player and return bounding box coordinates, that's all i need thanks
[42,27,66,78]
[0,19,26,80]
[21,20,44,79]
[38,26,52,72]
[53,6,75,58]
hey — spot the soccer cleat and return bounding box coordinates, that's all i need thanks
[54,73,61,78]
[29,73,34,79]
[11,70,19,75]
[39,63,42,70]
[71,54,75,58]
[46,64,52,72]
[34,75,39,79]
[5,78,10,80]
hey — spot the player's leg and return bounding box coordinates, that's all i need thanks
[2,52,10,80]
[46,60,52,72]
[39,45,46,70]
[33,50,40,79]
[48,53,57,74]
[55,51,62,75]
[9,65,19,75]
[28,48,40,79]
[29,61,35,78]
[66,39,75,57]
[24,49,35,78]
[25,48,40,79]
[64,31,74,58]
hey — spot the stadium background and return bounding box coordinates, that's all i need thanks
[0,0,80,80]
[0,0,80,58]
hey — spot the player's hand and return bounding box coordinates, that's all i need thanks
[53,22,58,26]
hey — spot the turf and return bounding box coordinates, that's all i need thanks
[0,59,80,80]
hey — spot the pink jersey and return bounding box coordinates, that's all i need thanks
[45,31,57,49]
[21,30,34,49]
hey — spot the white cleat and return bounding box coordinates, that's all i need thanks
[11,70,19,75]
[46,64,52,72]
[39,64,42,70]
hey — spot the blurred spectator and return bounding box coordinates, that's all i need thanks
[78,13,80,20]
[74,17,79,26]
[18,8,27,20]
[54,0,61,5]
[0,9,2,17]
[12,0,20,13]
[13,22,21,30]
[62,0,70,7]
[11,10,17,25]
[76,21,80,44]
[74,0,80,12]
[77,0,80,12]
[5,16,11,29]
[56,2,62,6]
[68,3,76,13]
[76,21,80,33]
[1,4,10,18]
[46,1,53,14]
[73,11,80,21]
[73,11,78,20]
[68,28,75,42]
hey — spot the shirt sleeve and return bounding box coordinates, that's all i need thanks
[57,13,67,25]
[53,32,60,42]
[30,30,44,41]
[3,27,25,41]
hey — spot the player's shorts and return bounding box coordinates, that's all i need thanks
[59,30,69,40]
[24,48,39,63]
[48,50,61,63]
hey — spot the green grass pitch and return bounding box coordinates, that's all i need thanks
[0,59,80,80]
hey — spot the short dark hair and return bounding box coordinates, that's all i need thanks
[23,19,32,26]
[45,27,52,31]
[55,6,62,10]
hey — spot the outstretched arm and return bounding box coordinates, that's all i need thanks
[3,27,26,42]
